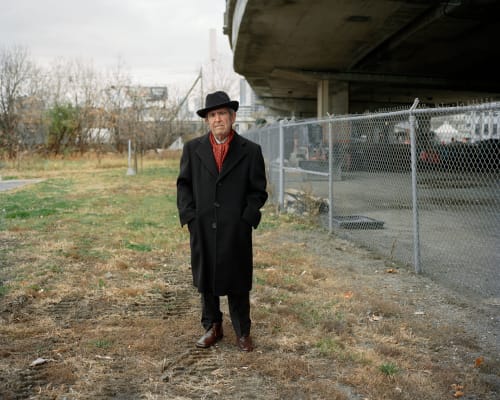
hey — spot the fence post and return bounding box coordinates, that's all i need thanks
[278,120,285,210]
[328,120,333,233]
[126,139,136,176]
[409,98,422,274]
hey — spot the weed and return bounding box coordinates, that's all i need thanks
[315,337,344,357]
[0,285,8,297]
[124,240,152,252]
[271,292,290,305]
[90,339,113,349]
[49,265,63,274]
[126,218,159,229]
[254,275,266,286]
[292,301,324,327]
[271,325,282,334]
[379,362,399,376]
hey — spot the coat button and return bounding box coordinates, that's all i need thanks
[214,202,220,208]
[211,222,217,229]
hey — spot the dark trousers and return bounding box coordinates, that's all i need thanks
[201,292,251,337]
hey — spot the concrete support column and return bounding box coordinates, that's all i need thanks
[317,80,349,117]
[317,79,329,118]
[330,81,349,115]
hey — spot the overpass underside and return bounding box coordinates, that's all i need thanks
[224,0,500,117]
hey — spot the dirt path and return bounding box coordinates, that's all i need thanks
[0,179,44,192]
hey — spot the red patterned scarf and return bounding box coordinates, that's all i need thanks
[209,130,235,172]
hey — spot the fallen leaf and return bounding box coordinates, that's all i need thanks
[343,291,353,299]
[95,355,113,360]
[30,357,53,367]
[414,311,425,315]
[385,268,397,273]
[475,356,484,367]
[368,313,383,322]
[453,390,464,398]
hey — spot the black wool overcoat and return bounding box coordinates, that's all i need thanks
[176,132,268,295]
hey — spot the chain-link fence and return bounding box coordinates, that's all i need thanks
[243,100,499,301]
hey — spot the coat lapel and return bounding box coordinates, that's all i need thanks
[218,133,246,180]
[195,133,218,178]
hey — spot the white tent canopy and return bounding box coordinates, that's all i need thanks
[435,121,459,144]
[168,136,184,150]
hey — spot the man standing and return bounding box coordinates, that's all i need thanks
[176,91,268,352]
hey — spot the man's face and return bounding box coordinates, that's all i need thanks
[206,107,236,140]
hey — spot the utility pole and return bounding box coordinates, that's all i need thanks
[161,70,203,148]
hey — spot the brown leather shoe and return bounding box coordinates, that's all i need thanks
[237,335,254,352]
[196,323,223,348]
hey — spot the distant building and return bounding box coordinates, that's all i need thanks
[124,85,168,105]
[234,79,267,132]
[431,105,499,144]
[468,109,499,143]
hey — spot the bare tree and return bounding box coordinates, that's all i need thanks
[67,60,104,154]
[102,61,132,153]
[0,46,39,159]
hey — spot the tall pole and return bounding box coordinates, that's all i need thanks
[328,121,333,233]
[160,70,203,148]
[279,120,285,210]
[126,139,136,176]
[409,98,421,273]
[209,28,216,91]
[200,68,204,134]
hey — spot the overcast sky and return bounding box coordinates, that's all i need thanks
[1,0,234,88]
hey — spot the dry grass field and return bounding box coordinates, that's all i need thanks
[0,154,498,399]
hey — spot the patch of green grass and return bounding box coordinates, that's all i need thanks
[1,180,79,229]
[379,362,399,376]
[0,285,9,297]
[271,325,282,334]
[89,339,113,349]
[123,240,152,252]
[315,337,344,357]
[126,218,159,229]
[140,166,178,178]
[66,238,111,261]
[292,301,324,327]
[259,212,280,230]
[283,274,299,287]
[291,299,338,328]
[29,284,42,292]
[48,265,63,274]
[292,222,312,231]
[254,276,267,286]
[6,207,57,219]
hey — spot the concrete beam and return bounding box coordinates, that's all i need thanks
[271,68,500,92]
[258,97,316,117]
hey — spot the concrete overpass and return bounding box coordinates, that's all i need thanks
[224,0,500,118]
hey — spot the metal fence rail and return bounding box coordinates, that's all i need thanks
[243,100,499,301]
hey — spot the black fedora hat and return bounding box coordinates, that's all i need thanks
[196,91,239,118]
